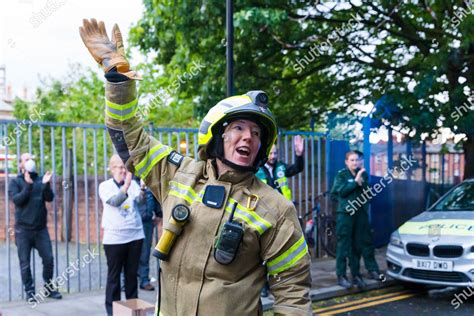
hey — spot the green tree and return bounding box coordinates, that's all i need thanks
[13,64,105,123]
[10,64,107,174]
[129,0,474,178]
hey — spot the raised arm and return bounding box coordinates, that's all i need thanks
[285,135,304,178]
[42,171,55,202]
[330,172,359,198]
[285,155,304,178]
[79,19,179,202]
[9,178,32,206]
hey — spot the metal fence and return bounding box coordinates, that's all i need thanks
[367,140,465,247]
[369,140,465,186]
[0,119,330,301]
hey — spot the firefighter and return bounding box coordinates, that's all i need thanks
[79,19,311,316]
[330,151,368,289]
[256,136,305,201]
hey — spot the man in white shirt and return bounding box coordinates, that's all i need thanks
[99,154,145,316]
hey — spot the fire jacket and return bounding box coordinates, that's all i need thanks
[104,79,312,315]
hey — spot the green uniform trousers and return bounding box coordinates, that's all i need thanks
[336,210,379,277]
[351,209,379,275]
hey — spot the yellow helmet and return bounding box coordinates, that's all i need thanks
[198,91,277,169]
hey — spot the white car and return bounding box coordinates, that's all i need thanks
[386,179,474,287]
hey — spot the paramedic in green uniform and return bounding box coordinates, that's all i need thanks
[330,151,369,289]
[351,150,382,282]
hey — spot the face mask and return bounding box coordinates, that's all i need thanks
[24,159,36,173]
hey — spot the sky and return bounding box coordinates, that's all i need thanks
[0,0,144,100]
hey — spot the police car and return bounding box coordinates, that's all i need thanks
[386,179,474,287]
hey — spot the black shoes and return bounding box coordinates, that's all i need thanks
[140,283,155,291]
[338,275,370,289]
[353,275,367,289]
[48,290,63,299]
[369,271,385,281]
[337,276,352,289]
[26,291,36,303]
[261,287,269,298]
[25,288,62,304]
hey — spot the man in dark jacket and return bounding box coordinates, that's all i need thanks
[9,153,62,302]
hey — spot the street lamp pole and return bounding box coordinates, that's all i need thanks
[226,0,234,97]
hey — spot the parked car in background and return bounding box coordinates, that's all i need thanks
[386,179,474,287]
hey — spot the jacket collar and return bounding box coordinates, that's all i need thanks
[113,178,125,188]
[344,167,356,178]
[206,159,254,186]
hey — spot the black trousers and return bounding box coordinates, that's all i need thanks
[15,227,54,294]
[104,238,143,315]
[138,221,155,286]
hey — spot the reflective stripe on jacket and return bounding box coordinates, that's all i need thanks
[256,162,293,201]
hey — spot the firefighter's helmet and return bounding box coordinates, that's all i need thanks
[197,91,277,170]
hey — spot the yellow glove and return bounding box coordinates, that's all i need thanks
[79,18,141,80]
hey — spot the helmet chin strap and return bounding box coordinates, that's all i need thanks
[218,157,257,173]
[211,128,267,173]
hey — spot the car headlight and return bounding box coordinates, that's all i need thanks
[390,230,404,249]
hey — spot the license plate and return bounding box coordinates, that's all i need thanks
[412,259,453,271]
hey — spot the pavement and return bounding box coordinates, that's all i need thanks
[0,247,392,315]
[307,247,394,304]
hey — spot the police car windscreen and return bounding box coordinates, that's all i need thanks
[433,182,474,211]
